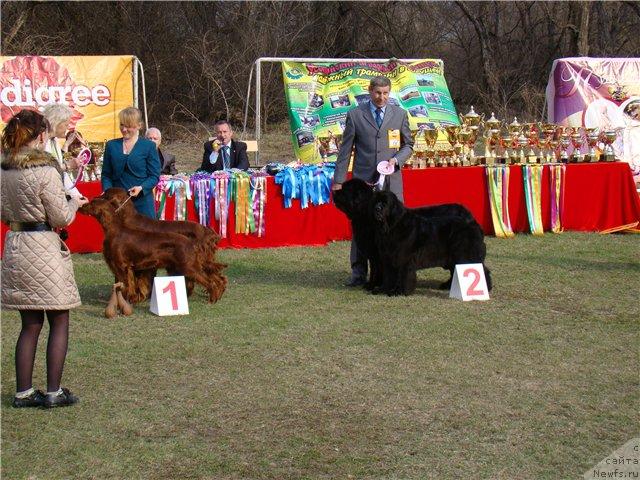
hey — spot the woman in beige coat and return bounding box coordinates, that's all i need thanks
[1,109,88,408]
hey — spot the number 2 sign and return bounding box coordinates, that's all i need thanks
[150,276,190,316]
[449,264,490,301]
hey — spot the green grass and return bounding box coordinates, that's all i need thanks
[1,232,639,479]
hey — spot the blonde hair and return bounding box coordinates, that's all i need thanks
[118,107,143,128]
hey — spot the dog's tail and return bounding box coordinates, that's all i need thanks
[484,265,493,292]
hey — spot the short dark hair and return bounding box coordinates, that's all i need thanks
[369,76,391,89]
[214,120,232,130]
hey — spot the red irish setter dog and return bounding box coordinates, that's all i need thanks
[79,194,226,304]
[99,187,226,296]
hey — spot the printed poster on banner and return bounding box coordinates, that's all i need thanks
[546,57,640,173]
[0,55,135,142]
[282,59,460,164]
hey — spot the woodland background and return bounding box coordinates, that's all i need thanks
[2,1,639,151]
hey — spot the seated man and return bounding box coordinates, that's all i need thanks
[198,120,249,173]
[145,127,178,175]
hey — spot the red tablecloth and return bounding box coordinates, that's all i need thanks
[2,162,639,255]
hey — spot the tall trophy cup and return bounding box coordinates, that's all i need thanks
[423,128,439,168]
[558,127,571,163]
[445,125,462,167]
[600,129,617,161]
[499,131,513,164]
[584,128,599,162]
[548,138,560,163]
[483,112,502,160]
[458,128,472,166]
[507,118,523,164]
[459,106,484,165]
[523,123,540,163]
[538,123,557,163]
[87,141,106,180]
[570,128,584,163]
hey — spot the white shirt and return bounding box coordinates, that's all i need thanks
[45,138,81,198]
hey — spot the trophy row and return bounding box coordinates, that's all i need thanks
[406,106,619,168]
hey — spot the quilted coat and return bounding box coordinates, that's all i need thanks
[1,148,81,310]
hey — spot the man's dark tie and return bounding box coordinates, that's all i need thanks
[222,146,230,170]
[375,108,383,128]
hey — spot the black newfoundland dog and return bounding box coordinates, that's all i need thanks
[371,190,492,296]
[333,179,480,292]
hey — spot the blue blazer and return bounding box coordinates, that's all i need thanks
[101,137,160,218]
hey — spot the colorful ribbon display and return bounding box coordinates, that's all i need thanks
[155,170,268,239]
[274,162,335,208]
[486,165,515,238]
[549,164,566,233]
[522,164,544,235]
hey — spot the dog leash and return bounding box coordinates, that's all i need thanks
[114,194,134,213]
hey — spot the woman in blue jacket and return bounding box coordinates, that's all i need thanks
[101,107,160,218]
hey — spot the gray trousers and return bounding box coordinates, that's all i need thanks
[349,175,404,280]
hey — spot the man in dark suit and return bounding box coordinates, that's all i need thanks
[332,76,414,287]
[145,127,177,175]
[198,120,249,173]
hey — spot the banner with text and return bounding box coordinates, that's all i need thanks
[282,59,459,163]
[1,55,135,142]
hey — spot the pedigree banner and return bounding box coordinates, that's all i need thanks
[546,57,640,169]
[282,60,459,163]
[0,55,135,142]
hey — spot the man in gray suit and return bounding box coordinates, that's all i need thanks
[332,76,414,287]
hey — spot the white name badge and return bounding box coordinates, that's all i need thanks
[449,263,490,301]
[150,276,189,316]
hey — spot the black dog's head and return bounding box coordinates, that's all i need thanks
[333,178,375,219]
[371,190,405,228]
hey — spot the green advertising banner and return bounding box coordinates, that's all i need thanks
[282,59,460,163]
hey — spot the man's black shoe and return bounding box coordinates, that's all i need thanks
[12,389,46,408]
[344,277,367,287]
[43,388,79,408]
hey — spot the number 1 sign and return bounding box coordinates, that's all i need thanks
[150,276,189,316]
[449,264,490,301]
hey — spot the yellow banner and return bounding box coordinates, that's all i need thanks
[0,55,135,142]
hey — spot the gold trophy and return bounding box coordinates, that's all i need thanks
[570,128,584,162]
[483,112,502,160]
[459,106,484,165]
[458,128,472,166]
[584,128,599,162]
[516,133,528,164]
[408,130,424,168]
[87,140,106,180]
[558,127,571,163]
[507,117,524,164]
[548,138,560,163]
[423,128,439,168]
[459,105,484,129]
[499,131,513,164]
[538,123,557,163]
[523,123,540,163]
[445,125,462,167]
[600,129,617,161]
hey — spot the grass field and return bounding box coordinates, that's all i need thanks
[1,232,639,479]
